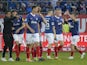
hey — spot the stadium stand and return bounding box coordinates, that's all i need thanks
[0,0,87,14]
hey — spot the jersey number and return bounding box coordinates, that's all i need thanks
[46,20,50,28]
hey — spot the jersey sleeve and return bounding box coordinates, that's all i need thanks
[61,17,64,23]
[68,20,74,28]
[38,16,43,23]
[25,14,29,24]
[19,16,24,25]
[51,17,55,26]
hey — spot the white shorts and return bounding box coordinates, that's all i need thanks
[26,33,40,44]
[71,35,79,46]
[13,34,24,44]
[55,34,63,42]
[45,33,54,44]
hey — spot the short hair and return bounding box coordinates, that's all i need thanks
[11,9,17,13]
[48,9,53,12]
[5,10,11,14]
[47,10,53,14]
[55,8,62,11]
[32,5,38,9]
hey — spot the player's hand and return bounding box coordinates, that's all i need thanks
[16,29,20,33]
[40,14,44,18]
[31,29,35,33]
[39,13,43,17]
[64,10,69,15]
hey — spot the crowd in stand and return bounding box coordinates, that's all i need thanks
[0,0,87,14]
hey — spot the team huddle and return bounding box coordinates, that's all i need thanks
[1,5,86,62]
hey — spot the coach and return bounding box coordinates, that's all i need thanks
[1,11,16,61]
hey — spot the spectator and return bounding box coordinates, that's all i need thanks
[51,0,58,8]
[55,1,62,10]
[0,0,87,14]
[85,0,87,14]
[40,1,47,12]
[0,1,7,13]
[0,3,5,13]
[64,1,72,12]
[60,0,66,12]
[79,1,86,14]
[20,2,26,12]
[26,3,32,13]
[8,0,17,10]
[71,6,78,15]
[47,2,53,10]
[55,0,66,12]
[77,0,86,14]
[16,3,21,12]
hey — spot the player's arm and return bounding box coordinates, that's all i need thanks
[39,13,47,24]
[38,6,47,24]
[25,15,35,33]
[25,23,35,33]
[66,11,77,22]
[69,14,77,22]
[53,26,56,40]
[16,22,25,33]
[38,23,41,34]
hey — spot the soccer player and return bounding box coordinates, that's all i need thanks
[53,9,64,59]
[32,6,47,61]
[44,10,54,59]
[1,11,15,61]
[26,6,43,62]
[12,10,25,61]
[66,11,86,59]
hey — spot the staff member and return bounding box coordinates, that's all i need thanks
[62,15,69,33]
[1,11,15,61]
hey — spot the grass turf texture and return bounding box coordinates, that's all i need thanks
[0,52,87,65]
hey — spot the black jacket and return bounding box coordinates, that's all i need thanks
[3,16,15,34]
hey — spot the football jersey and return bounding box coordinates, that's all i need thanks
[45,15,54,33]
[53,16,64,34]
[26,13,40,33]
[13,16,24,34]
[36,14,44,32]
[68,19,79,36]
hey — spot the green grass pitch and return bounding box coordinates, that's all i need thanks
[0,52,87,65]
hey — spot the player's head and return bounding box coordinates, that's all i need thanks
[63,15,68,22]
[47,10,53,16]
[11,10,18,17]
[5,10,11,18]
[32,5,39,13]
[37,6,41,13]
[54,8,62,16]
